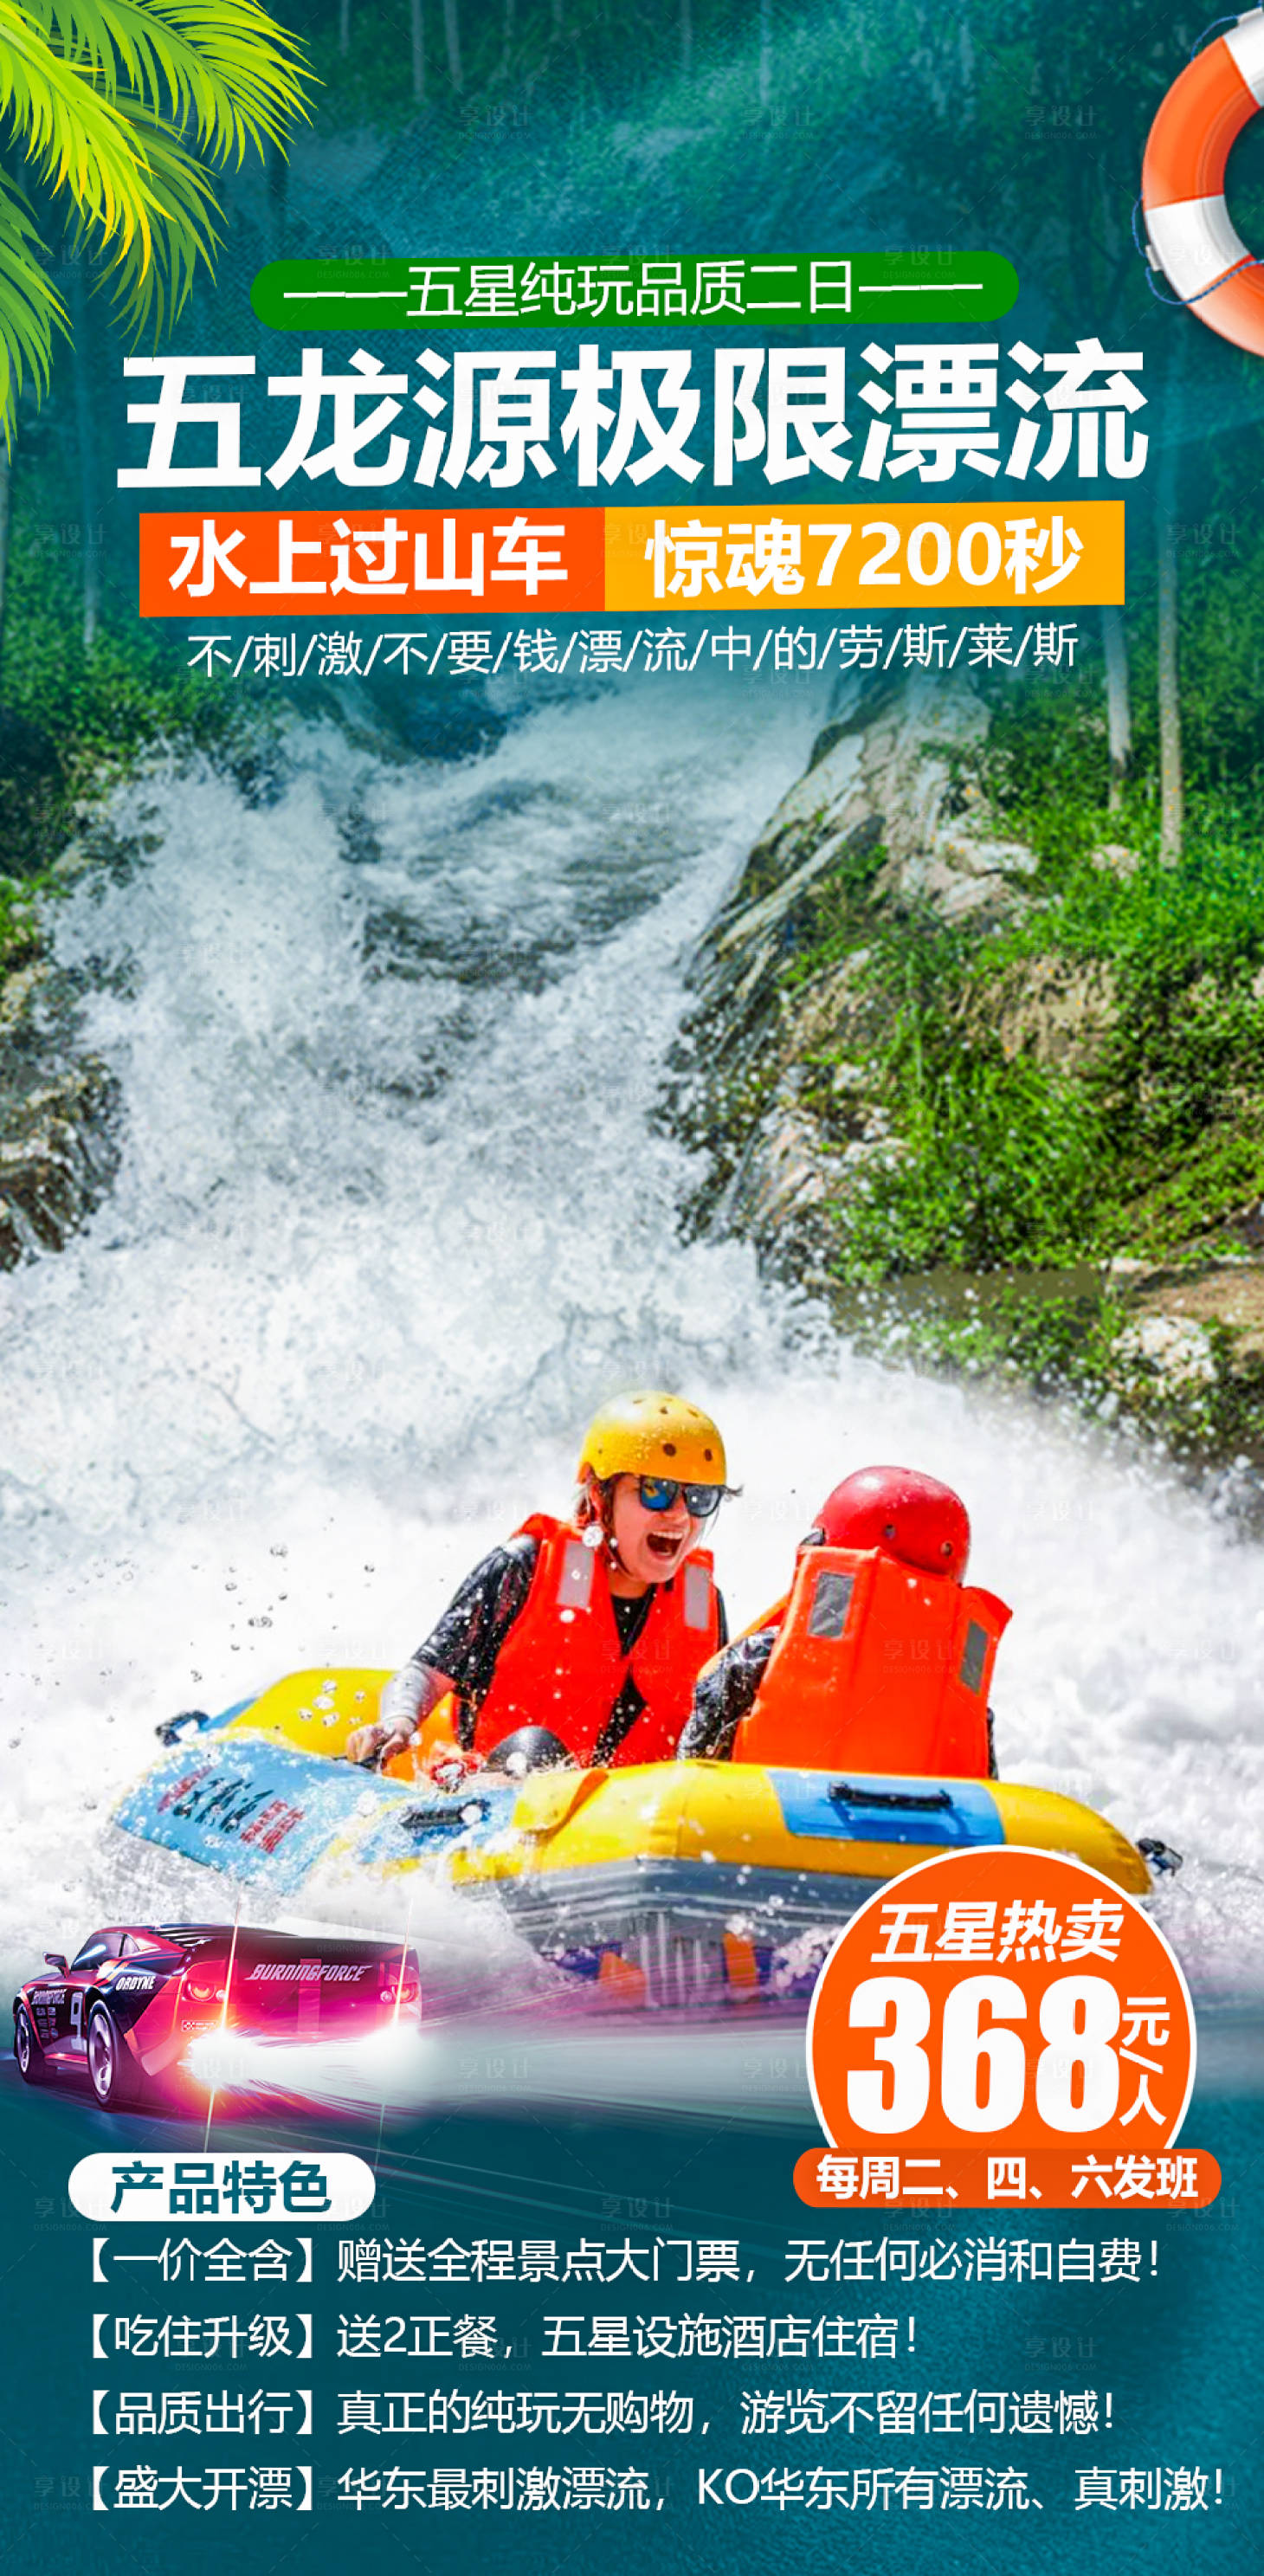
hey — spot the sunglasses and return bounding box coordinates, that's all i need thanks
[637,1475,725,1520]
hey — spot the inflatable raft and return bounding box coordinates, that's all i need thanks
[112,1668,1160,2004]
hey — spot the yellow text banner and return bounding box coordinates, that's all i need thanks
[605,500,1125,612]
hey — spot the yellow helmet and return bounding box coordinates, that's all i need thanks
[577,1391,727,1487]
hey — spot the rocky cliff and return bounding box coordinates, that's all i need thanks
[672,669,1043,1276]
[668,671,1264,1477]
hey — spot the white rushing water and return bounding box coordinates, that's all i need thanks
[0,673,1261,2013]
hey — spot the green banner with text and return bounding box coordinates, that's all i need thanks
[251,251,1019,332]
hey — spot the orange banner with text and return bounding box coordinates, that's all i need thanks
[138,509,607,617]
[606,501,1124,610]
[799,1849,1207,2210]
[792,2145,1222,2211]
[139,501,1125,617]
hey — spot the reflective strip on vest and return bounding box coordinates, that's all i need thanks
[556,1538,596,1613]
[958,1619,989,1695]
[806,1567,855,1640]
[683,1560,713,1631]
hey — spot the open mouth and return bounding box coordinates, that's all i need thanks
[646,1530,685,1564]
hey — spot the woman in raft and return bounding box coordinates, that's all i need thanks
[345,1391,732,1772]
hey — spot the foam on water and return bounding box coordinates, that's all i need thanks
[0,676,1261,2007]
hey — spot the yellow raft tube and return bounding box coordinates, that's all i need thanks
[114,1668,1158,2005]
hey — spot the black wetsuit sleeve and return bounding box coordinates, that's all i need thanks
[412,1540,538,1745]
[987,1706,998,1780]
[678,1627,777,1761]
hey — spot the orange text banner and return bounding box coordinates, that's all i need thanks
[793,2145,1222,2211]
[138,509,607,616]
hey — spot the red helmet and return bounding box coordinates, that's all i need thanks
[809,1465,971,1578]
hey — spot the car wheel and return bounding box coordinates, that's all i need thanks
[13,2006,46,2084]
[87,2005,135,2109]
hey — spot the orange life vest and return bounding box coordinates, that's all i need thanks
[730,1543,1009,1777]
[468,1514,720,1766]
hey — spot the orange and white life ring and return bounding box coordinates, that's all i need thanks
[1141,8,1264,355]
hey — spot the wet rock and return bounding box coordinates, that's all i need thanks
[969,952,1118,1072]
[778,947,885,1058]
[1114,1312,1218,1391]
[691,675,991,999]
[687,674,1036,1026]
[718,1098,842,1245]
[673,670,1035,1248]
[910,825,1038,922]
[711,1059,900,1273]
[1125,1256,1264,1367]
[0,956,120,1269]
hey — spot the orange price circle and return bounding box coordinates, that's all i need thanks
[807,1847,1195,2157]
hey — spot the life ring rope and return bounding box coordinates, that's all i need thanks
[1187,15,1242,53]
[1132,191,1263,309]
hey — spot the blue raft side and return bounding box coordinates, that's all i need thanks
[113,1731,429,1893]
[768,1771,1004,1848]
[113,1721,526,1892]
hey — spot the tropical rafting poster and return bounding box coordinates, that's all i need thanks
[0,1,1261,2571]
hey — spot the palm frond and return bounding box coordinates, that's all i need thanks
[0,3,164,260]
[89,103,220,339]
[146,0,313,155]
[18,0,177,115]
[21,0,313,160]
[0,0,312,441]
[0,162,68,442]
